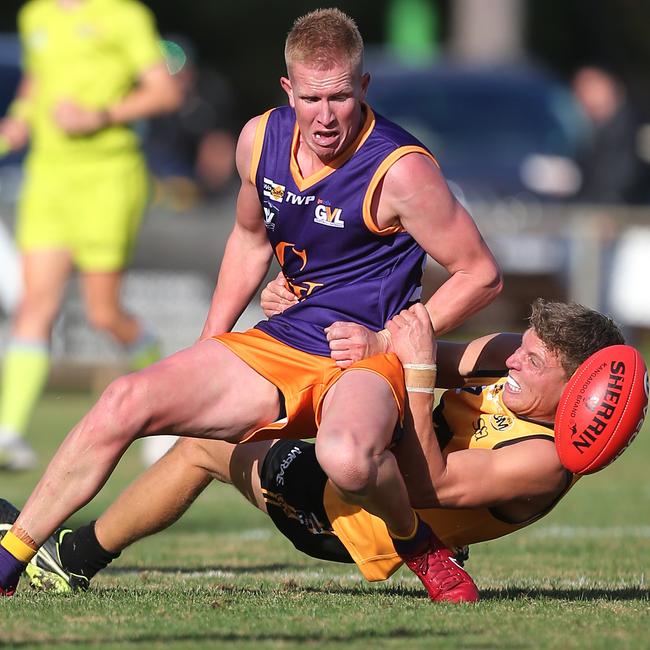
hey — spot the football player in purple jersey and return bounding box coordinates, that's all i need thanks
[0,9,501,602]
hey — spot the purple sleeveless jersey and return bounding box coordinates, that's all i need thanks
[253,105,435,356]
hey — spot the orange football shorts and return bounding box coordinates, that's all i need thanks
[214,329,405,444]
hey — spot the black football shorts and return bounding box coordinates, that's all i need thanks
[260,439,354,564]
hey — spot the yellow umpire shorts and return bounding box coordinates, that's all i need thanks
[17,152,149,272]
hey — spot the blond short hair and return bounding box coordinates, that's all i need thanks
[285,8,364,72]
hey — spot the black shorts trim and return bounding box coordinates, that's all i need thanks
[260,439,353,564]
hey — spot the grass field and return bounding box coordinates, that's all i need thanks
[1,389,649,649]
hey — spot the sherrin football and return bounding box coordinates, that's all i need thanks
[554,345,648,475]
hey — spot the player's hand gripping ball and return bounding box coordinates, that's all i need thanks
[555,345,648,474]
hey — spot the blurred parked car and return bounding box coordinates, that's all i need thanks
[366,61,587,204]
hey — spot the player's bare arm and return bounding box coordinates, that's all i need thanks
[260,274,520,372]
[323,153,503,366]
[200,116,274,338]
[398,392,568,514]
[259,276,387,362]
[435,332,522,388]
[388,305,568,516]
[325,321,391,368]
[54,62,181,135]
[405,403,570,516]
[377,152,503,335]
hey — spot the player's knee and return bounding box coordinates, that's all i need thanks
[168,437,234,485]
[173,437,216,472]
[97,373,150,439]
[71,375,148,454]
[316,433,373,496]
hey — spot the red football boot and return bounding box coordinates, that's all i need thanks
[402,533,480,604]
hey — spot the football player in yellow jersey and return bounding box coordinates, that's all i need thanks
[0,294,625,601]
[0,0,181,469]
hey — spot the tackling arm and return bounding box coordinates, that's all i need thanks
[435,332,522,388]
[199,116,274,338]
[396,395,568,511]
[388,306,568,513]
[324,154,504,366]
[379,153,503,335]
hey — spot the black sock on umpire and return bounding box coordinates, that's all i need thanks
[58,521,121,580]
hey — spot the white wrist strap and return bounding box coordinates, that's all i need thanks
[403,362,437,394]
[403,363,437,370]
[406,386,436,394]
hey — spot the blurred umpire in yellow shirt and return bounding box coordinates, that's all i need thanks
[0,0,181,470]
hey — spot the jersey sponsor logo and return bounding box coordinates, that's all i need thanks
[274,445,303,486]
[263,202,279,231]
[472,416,490,440]
[314,199,344,228]
[263,177,285,203]
[490,414,514,432]
[286,191,316,206]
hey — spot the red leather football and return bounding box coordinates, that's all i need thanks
[555,345,648,475]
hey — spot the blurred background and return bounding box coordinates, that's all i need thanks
[0,0,649,390]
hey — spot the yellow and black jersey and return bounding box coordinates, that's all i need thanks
[323,380,578,581]
[434,379,555,453]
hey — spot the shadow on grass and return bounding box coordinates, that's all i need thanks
[480,585,650,602]
[91,564,650,602]
[98,571,650,602]
[6,628,460,648]
[282,583,650,602]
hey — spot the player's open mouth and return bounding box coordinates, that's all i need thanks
[314,131,338,145]
[505,376,521,393]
